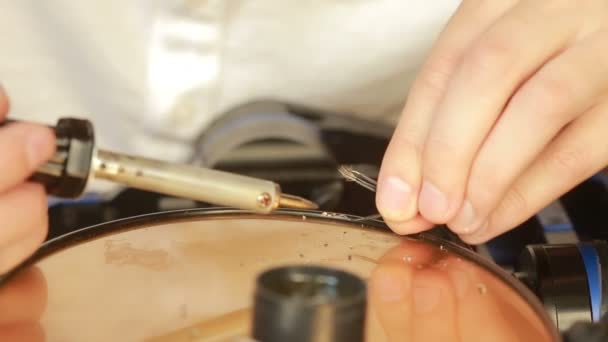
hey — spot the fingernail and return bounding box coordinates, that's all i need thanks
[460,220,489,244]
[377,176,413,221]
[26,128,54,168]
[452,200,480,234]
[413,284,441,313]
[418,180,449,222]
[374,268,405,302]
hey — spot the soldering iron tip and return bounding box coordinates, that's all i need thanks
[278,194,319,210]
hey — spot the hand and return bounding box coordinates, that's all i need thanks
[0,85,55,273]
[377,0,608,243]
[0,267,47,342]
[367,241,552,341]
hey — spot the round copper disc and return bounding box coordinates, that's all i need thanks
[0,209,559,342]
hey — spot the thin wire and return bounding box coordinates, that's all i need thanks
[351,213,382,222]
[338,165,383,222]
[338,165,377,192]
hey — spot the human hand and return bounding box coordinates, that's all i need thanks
[0,85,55,273]
[377,0,608,243]
[367,241,552,341]
[0,267,47,342]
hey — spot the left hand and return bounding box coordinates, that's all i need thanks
[376,0,608,244]
[0,267,47,342]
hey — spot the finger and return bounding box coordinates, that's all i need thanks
[0,84,9,117]
[0,184,48,274]
[0,229,47,275]
[0,267,47,324]
[384,214,434,235]
[369,240,442,341]
[368,262,413,342]
[445,258,518,341]
[377,0,517,226]
[419,1,587,225]
[0,183,48,249]
[451,30,608,233]
[411,269,458,341]
[377,238,439,266]
[461,99,608,244]
[0,322,45,342]
[0,122,55,192]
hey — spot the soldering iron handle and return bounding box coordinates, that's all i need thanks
[0,118,95,198]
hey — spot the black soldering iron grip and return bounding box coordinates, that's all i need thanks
[40,117,95,198]
[0,117,95,198]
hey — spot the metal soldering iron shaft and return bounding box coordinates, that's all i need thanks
[93,149,283,214]
[4,117,318,212]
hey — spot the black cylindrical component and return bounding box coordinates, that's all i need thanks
[516,244,593,331]
[563,321,608,342]
[1,117,95,198]
[252,265,366,342]
[35,118,95,197]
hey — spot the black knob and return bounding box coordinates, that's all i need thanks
[1,117,95,198]
[252,265,367,342]
[516,241,608,331]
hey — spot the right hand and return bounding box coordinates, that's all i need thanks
[0,85,56,273]
[368,241,552,341]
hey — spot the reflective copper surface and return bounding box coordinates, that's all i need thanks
[0,210,559,341]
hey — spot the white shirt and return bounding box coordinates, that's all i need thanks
[0,0,459,193]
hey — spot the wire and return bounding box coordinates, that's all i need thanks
[338,165,383,222]
[338,165,377,192]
